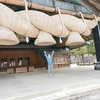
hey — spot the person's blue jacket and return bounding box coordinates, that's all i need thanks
[44,51,54,66]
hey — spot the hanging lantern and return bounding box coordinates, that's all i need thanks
[0,26,19,45]
[65,31,85,46]
[34,31,56,46]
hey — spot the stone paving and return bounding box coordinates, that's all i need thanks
[0,66,100,100]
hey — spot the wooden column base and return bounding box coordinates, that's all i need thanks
[28,66,34,72]
[7,68,14,74]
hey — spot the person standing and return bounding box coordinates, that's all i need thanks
[44,51,54,76]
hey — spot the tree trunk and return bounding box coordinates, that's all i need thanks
[81,54,84,65]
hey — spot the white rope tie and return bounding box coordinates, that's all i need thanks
[79,12,88,35]
[93,14,97,22]
[57,7,64,37]
[57,7,64,43]
[24,0,30,43]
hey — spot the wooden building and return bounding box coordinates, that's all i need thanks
[0,47,37,73]
[0,0,100,73]
[0,46,71,74]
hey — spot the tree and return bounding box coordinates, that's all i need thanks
[71,46,90,64]
[87,41,95,55]
[73,46,87,55]
[70,40,96,64]
[74,48,82,56]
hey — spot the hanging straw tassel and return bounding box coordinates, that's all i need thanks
[79,12,91,36]
[34,31,56,46]
[65,31,85,46]
[0,26,19,45]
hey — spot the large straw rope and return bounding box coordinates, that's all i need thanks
[79,12,91,36]
[28,10,70,37]
[0,3,98,46]
[17,10,56,46]
[51,14,87,34]
[85,14,97,29]
[17,10,70,37]
[0,3,97,38]
[52,13,97,36]
[0,3,39,38]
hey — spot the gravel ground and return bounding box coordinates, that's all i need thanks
[72,91,100,100]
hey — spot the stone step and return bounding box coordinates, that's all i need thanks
[29,84,100,100]
[17,80,100,100]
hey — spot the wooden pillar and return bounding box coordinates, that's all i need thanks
[93,22,100,70]
[93,22,100,62]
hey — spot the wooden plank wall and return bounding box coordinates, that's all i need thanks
[0,48,39,71]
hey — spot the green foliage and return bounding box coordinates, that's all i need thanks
[74,48,82,55]
[87,41,95,55]
[81,46,88,54]
[71,48,81,56]
[71,46,87,56]
[71,40,96,56]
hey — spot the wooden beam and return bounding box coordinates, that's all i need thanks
[0,0,99,19]
[81,0,100,15]
[89,0,100,11]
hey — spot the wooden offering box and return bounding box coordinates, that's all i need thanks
[16,67,27,73]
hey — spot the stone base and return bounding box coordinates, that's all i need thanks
[94,62,100,70]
